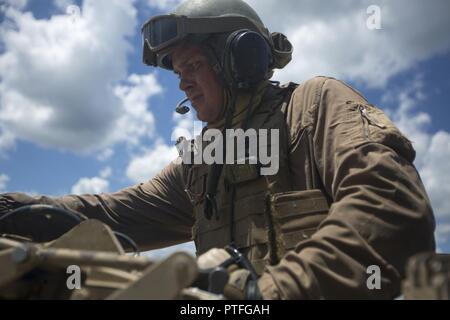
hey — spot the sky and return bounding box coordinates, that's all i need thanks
[0,0,450,259]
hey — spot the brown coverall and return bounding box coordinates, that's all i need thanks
[0,77,436,299]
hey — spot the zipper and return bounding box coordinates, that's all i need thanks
[358,104,386,140]
[359,105,387,129]
[359,105,370,140]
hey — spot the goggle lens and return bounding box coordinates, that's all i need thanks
[144,17,179,49]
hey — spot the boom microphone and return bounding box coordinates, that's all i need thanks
[175,97,190,115]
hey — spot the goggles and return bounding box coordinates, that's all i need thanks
[141,14,270,68]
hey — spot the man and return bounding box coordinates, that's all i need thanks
[0,0,435,299]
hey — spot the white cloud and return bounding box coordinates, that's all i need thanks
[112,73,162,146]
[383,76,431,167]
[382,76,450,250]
[71,177,109,195]
[1,0,28,10]
[96,148,114,162]
[126,140,178,183]
[53,0,75,12]
[0,174,10,192]
[171,111,203,142]
[71,167,112,195]
[99,166,112,179]
[245,0,450,88]
[0,126,16,157]
[126,110,204,184]
[436,224,450,254]
[0,0,162,155]
[418,130,450,250]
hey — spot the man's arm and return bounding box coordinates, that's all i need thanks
[259,78,436,299]
[1,159,194,251]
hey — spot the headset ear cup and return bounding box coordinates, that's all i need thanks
[222,30,240,88]
[223,30,272,90]
[201,43,227,85]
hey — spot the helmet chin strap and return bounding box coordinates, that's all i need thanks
[207,86,231,128]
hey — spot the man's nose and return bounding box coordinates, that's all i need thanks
[179,76,195,93]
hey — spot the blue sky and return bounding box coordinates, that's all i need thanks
[1,0,450,258]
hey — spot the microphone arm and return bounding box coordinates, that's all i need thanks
[175,97,190,115]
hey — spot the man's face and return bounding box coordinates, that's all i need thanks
[172,45,224,123]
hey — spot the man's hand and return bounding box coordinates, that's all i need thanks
[223,268,252,299]
[197,247,262,300]
[197,248,232,269]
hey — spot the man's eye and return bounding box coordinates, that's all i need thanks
[189,61,202,72]
[193,62,201,70]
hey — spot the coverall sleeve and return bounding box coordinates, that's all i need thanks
[259,78,436,299]
[39,159,194,251]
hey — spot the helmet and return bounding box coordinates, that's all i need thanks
[175,0,265,25]
[142,0,293,90]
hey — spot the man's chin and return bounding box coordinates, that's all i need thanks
[196,113,209,123]
[193,106,208,122]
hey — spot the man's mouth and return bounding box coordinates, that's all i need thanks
[190,95,203,103]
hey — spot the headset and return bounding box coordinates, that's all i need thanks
[221,29,273,91]
[142,14,292,92]
[175,29,273,114]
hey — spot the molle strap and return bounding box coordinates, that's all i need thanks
[224,163,260,186]
[270,189,330,255]
[264,191,281,265]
